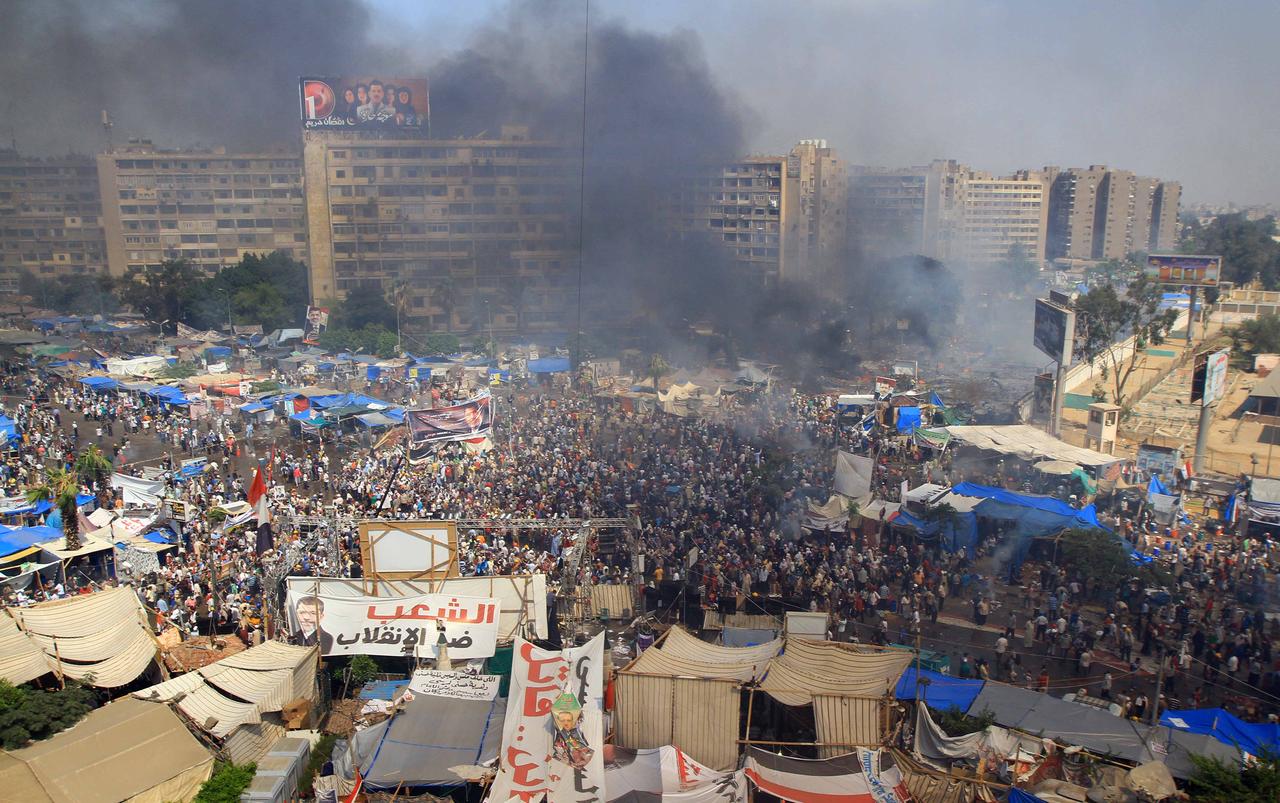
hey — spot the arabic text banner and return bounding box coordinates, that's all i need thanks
[285,590,499,659]
[489,633,606,802]
[407,391,492,460]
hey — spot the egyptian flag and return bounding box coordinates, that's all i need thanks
[247,463,273,554]
[744,748,912,803]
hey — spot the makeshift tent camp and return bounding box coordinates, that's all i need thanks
[134,641,318,741]
[744,747,912,803]
[759,639,913,706]
[4,586,158,687]
[894,667,984,712]
[833,450,874,500]
[0,696,213,803]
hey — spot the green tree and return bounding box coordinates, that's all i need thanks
[193,762,257,803]
[332,284,396,331]
[73,444,112,491]
[1182,214,1280,289]
[185,252,311,331]
[1186,747,1280,802]
[930,706,996,737]
[25,467,82,551]
[431,278,458,330]
[0,680,95,749]
[1232,313,1280,359]
[1058,528,1131,594]
[646,353,671,391]
[419,333,461,355]
[119,259,202,327]
[1072,274,1179,409]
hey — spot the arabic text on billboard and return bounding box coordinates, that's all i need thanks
[300,76,428,130]
[1033,298,1073,363]
[285,589,499,659]
[1146,254,1222,287]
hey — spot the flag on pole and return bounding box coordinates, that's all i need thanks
[247,463,273,554]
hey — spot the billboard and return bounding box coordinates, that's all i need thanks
[284,588,498,659]
[1033,298,1075,364]
[1191,348,1229,406]
[300,76,428,130]
[407,391,493,460]
[302,305,329,345]
[1146,254,1222,287]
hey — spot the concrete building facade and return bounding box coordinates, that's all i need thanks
[302,127,576,333]
[0,150,107,292]
[848,161,952,260]
[96,141,306,276]
[951,167,1050,265]
[1044,165,1181,264]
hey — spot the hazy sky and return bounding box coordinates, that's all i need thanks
[370,0,1280,206]
[4,0,1276,206]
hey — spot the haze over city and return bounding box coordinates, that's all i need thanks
[2,0,1278,205]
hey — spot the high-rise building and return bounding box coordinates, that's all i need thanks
[848,160,955,260]
[664,141,847,287]
[0,149,107,292]
[96,141,306,276]
[850,160,1047,266]
[951,167,1050,265]
[1044,165,1181,264]
[302,126,576,333]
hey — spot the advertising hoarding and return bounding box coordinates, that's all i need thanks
[1146,254,1223,287]
[299,76,429,130]
[1033,298,1075,364]
[1191,348,1230,406]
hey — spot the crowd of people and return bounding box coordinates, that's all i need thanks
[1,356,1277,725]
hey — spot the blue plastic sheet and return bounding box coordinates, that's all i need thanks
[896,406,922,433]
[895,667,984,712]
[893,509,979,558]
[527,357,571,374]
[1160,708,1280,757]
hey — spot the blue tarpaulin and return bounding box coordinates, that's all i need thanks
[949,482,1109,567]
[527,357,571,374]
[148,385,190,405]
[1009,790,1047,803]
[1,494,94,518]
[894,508,979,558]
[366,366,381,380]
[79,376,119,391]
[204,346,231,359]
[895,667,984,712]
[1148,474,1171,500]
[1160,708,1280,757]
[0,414,18,445]
[897,406,922,433]
[0,526,64,557]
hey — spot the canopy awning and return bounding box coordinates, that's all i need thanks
[943,424,1119,468]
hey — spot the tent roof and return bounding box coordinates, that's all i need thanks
[3,697,212,803]
[336,693,507,789]
[626,625,780,681]
[133,641,317,739]
[895,667,984,712]
[1250,371,1280,400]
[943,424,1120,468]
[759,639,913,706]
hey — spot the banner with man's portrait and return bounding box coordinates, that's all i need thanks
[488,634,606,802]
[406,391,493,461]
[284,590,499,659]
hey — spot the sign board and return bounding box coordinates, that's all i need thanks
[359,519,459,587]
[302,305,329,345]
[1137,444,1182,479]
[1146,254,1222,287]
[1033,298,1075,364]
[1190,349,1230,406]
[875,376,897,396]
[284,588,498,659]
[299,76,429,131]
[408,670,501,701]
[167,498,190,523]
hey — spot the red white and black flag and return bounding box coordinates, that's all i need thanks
[406,391,492,461]
[744,748,912,803]
[247,462,274,554]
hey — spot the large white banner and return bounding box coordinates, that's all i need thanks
[488,634,606,803]
[284,590,499,659]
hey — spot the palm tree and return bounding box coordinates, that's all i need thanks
[73,444,112,492]
[26,468,82,551]
[647,353,671,392]
[432,279,458,331]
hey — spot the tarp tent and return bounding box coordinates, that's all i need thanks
[527,356,571,374]
[1160,708,1280,758]
[895,667,984,712]
[333,690,506,789]
[943,424,1120,470]
[0,697,213,803]
[758,639,914,707]
[833,450,874,500]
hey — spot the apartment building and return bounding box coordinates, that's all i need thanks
[664,141,849,287]
[302,126,576,332]
[96,141,307,276]
[952,167,1049,265]
[850,160,1047,266]
[0,150,107,292]
[1045,165,1181,264]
